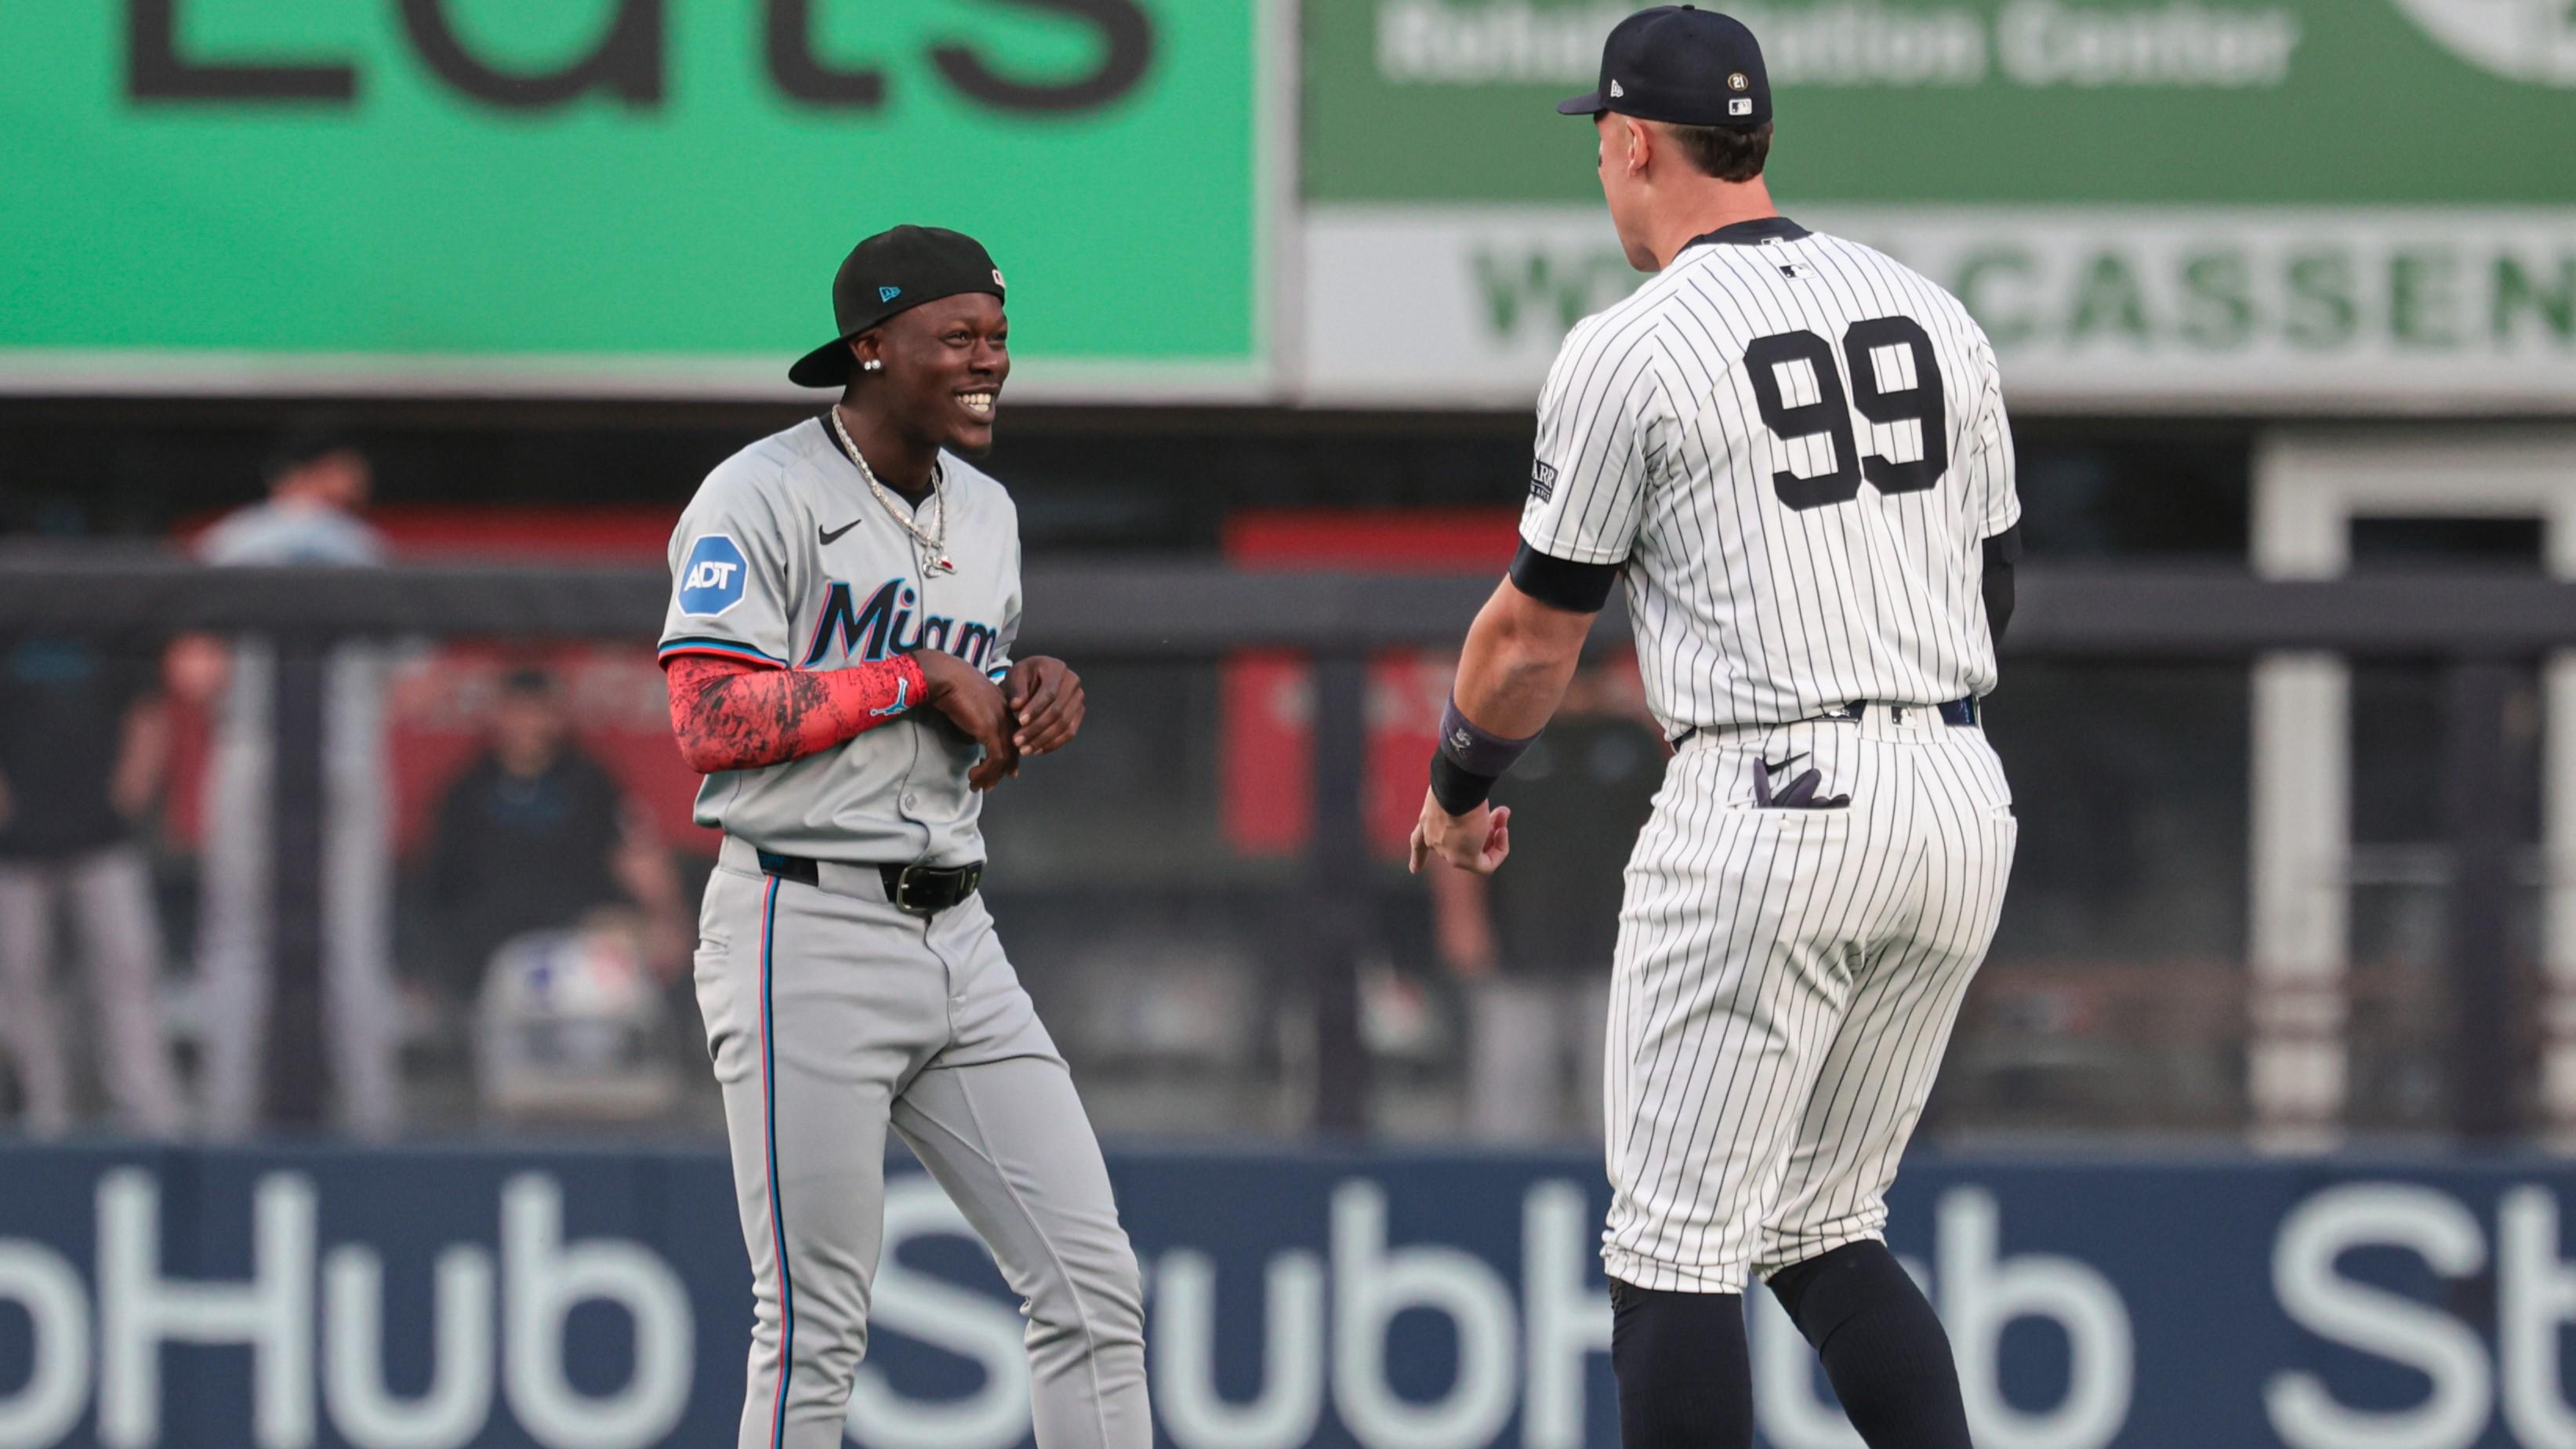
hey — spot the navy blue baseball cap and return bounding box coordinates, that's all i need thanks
[1558,5,1771,130]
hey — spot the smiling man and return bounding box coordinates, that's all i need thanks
[658,225,1148,1449]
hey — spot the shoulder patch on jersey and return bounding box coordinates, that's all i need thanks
[1529,459,1558,503]
[678,533,750,616]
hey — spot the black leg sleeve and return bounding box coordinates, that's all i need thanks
[1767,1241,1974,1449]
[1611,1280,1754,1449]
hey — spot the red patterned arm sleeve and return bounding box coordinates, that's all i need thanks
[663,652,928,774]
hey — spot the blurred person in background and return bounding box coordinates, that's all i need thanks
[423,666,688,1000]
[176,428,405,1138]
[0,634,187,1136]
[1430,656,1661,1142]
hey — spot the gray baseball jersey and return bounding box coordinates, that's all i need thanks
[1521,217,2020,1294]
[662,415,1149,1449]
[659,416,1020,866]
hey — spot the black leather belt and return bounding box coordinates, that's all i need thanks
[1820,698,1980,727]
[1669,697,1979,749]
[755,849,984,917]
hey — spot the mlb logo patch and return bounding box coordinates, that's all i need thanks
[1729,97,1753,117]
[1529,459,1558,503]
[679,533,749,616]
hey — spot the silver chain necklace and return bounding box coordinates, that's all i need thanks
[828,405,956,575]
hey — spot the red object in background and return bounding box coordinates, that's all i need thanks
[1225,508,1527,573]
[166,643,721,860]
[368,510,709,855]
[384,642,718,858]
[158,507,716,859]
[1221,509,1522,858]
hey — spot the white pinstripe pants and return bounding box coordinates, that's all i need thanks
[1602,707,2015,1294]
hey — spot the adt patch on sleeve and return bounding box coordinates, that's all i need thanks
[678,534,750,616]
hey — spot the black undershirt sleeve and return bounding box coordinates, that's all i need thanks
[1509,541,1620,614]
[1982,524,2023,645]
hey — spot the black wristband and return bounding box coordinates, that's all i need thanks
[1429,752,1499,817]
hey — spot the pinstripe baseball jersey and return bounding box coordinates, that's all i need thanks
[1521,215,2018,735]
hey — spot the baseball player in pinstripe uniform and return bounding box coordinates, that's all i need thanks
[661,226,1148,1449]
[1410,10,2021,1447]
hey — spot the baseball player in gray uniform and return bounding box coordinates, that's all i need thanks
[660,226,1148,1449]
[1410,11,2021,1449]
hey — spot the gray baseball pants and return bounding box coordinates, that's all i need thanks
[195,646,404,1139]
[696,837,1149,1449]
[0,844,187,1136]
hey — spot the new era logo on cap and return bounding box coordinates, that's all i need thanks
[790,223,1003,388]
[1609,78,1625,96]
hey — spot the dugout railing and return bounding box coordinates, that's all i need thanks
[0,549,2553,1138]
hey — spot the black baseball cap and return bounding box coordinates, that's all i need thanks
[1558,5,1771,130]
[788,225,1007,388]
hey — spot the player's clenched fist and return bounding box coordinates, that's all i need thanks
[1409,790,1511,877]
[916,648,1021,790]
[1007,656,1084,756]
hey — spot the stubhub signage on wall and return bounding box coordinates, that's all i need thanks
[2,1144,2575,1447]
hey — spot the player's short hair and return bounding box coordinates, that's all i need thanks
[261,422,361,487]
[1664,122,1772,183]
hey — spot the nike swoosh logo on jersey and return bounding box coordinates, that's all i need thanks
[818,519,862,545]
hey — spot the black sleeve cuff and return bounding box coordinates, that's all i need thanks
[1982,525,2022,644]
[1429,753,1499,817]
[1508,542,1620,613]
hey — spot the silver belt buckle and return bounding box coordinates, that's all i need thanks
[890,863,936,916]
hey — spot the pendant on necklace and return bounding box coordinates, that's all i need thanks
[932,554,958,575]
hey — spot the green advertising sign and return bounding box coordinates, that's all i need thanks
[1307,0,2576,204]
[1300,0,2576,412]
[1,0,1268,397]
